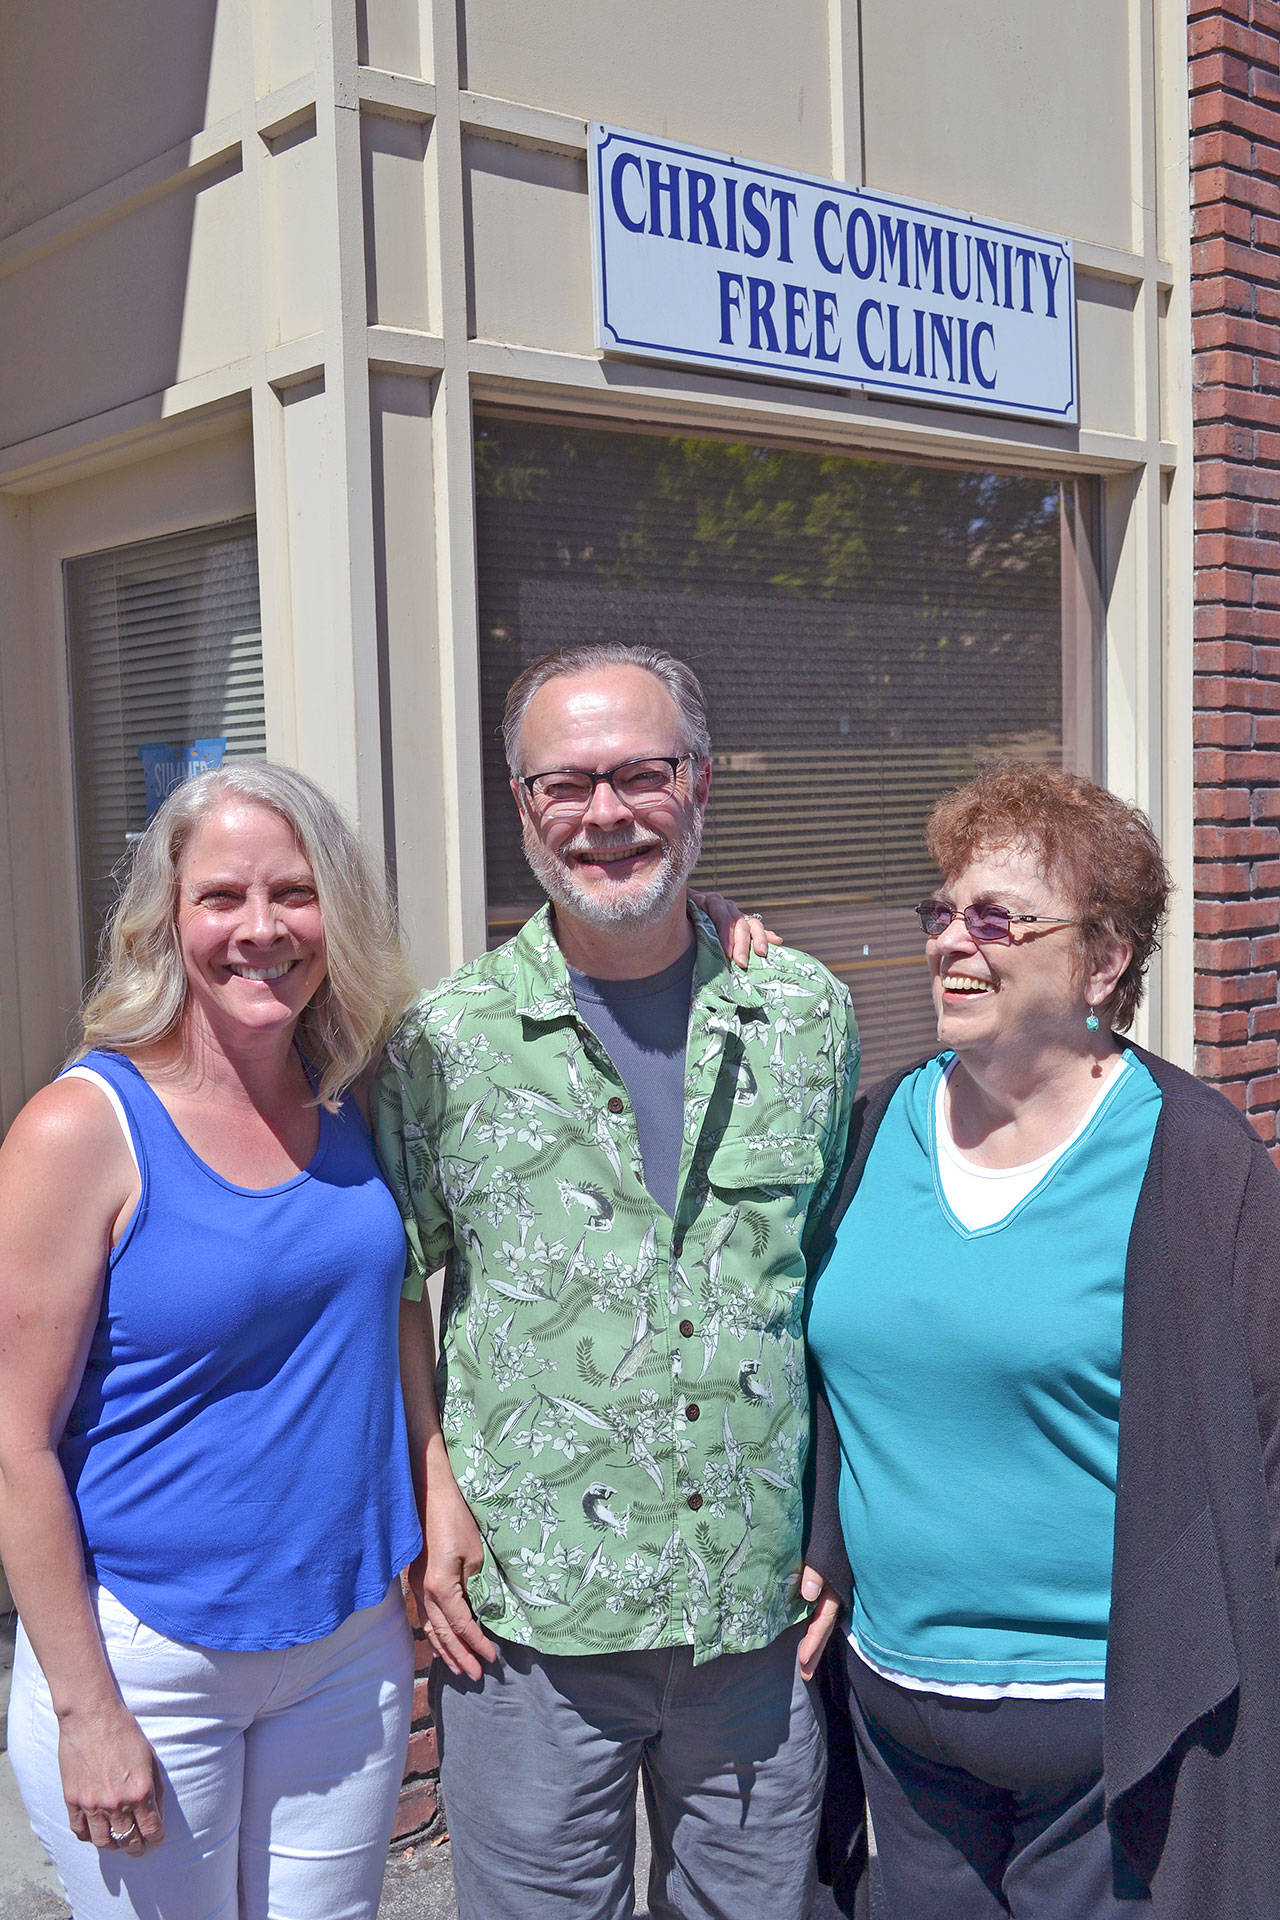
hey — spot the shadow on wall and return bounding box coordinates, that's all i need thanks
[0,0,226,455]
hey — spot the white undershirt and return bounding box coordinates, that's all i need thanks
[935,1052,1128,1232]
[62,1064,141,1180]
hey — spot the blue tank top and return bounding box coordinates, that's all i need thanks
[59,1051,422,1650]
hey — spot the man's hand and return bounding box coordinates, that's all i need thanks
[797,1564,842,1683]
[410,1479,499,1681]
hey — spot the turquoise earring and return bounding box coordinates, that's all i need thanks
[1086,1005,1100,1033]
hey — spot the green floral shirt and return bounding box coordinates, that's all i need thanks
[374,906,857,1665]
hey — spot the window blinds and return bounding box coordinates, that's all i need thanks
[474,420,1083,1084]
[65,518,265,977]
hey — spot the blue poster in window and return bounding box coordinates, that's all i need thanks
[138,738,226,823]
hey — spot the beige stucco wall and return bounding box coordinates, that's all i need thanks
[0,0,1193,1122]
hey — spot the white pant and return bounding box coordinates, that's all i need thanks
[7,1583,413,1920]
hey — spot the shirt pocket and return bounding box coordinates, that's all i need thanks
[705,1137,825,1196]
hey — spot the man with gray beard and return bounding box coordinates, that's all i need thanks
[375,644,858,1920]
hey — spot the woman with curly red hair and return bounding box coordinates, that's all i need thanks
[806,762,1280,1919]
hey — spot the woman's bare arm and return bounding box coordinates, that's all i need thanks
[398,1290,497,1680]
[0,1078,163,1854]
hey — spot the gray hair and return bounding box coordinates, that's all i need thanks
[75,762,415,1109]
[501,644,712,774]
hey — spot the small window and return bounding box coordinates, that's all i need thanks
[65,518,266,977]
[475,418,1101,1083]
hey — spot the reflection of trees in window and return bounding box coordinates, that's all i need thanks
[475,418,1075,1079]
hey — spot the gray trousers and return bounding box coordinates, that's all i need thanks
[433,1626,825,1920]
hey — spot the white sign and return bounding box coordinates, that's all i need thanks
[590,125,1076,424]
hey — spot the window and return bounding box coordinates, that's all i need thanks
[65,518,266,976]
[475,418,1099,1082]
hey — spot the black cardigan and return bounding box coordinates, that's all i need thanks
[805,1044,1280,1918]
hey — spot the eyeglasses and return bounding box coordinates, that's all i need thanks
[915,900,1081,944]
[520,755,694,817]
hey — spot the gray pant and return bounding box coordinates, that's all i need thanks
[433,1626,825,1920]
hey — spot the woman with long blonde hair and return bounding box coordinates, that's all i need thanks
[0,763,422,1920]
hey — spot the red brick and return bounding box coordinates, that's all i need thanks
[1198,1040,1279,1076]
[1250,572,1280,606]
[1211,1007,1256,1042]
[1227,94,1280,146]
[1189,867,1251,894]
[1194,604,1233,640]
[1196,671,1261,705]
[1191,128,1257,172]
[1195,823,1280,856]
[412,1676,432,1721]
[405,1726,439,1776]
[1254,931,1280,963]
[1206,748,1280,779]
[1196,785,1254,820]
[1195,387,1280,431]
[1195,531,1280,571]
[1196,970,1278,1007]
[1194,934,1255,969]
[1255,717,1280,743]
[1203,673,1280,708]
[1252,786,1280,820]
[1250,1000,1280,1035]
[1253,644,1280,673]
[1195,567,1254,603]
[1191,13,1280,60]
[1190,79,1257,130]
[1193,274,1260,319]
[1237,612,1280,642]
[1256,855,1280,882]
[390,1781,439,1842]
[1194,640,1255,672]
[1194,310,1280,351]
[1195,712,1254,747]
[1199,460,1280,501]
[1196,495,1258,533]
[1192,203,1257,250]
[1257,504,1280,536]
[1194,421,1256,460]
[1197,902,1266,940]
[1255,215,1280,253]
[1254,0,1280,39]
[1247,1070,1280,1104]
[1197,236,1280,281]
[1191,50,1256,96]
[1192,169,1280,221]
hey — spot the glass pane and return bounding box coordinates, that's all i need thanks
[475,419,1090,1084]
[66,518,265,978]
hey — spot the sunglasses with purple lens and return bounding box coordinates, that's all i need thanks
[915,900,1081,944]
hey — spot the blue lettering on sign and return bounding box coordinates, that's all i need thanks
[591,125,1076,420]
[610,152,646,233]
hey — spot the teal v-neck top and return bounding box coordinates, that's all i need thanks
[806,1050,1162,1689]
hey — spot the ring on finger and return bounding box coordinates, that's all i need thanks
[109,1822,135,1842]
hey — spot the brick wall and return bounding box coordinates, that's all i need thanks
[1190,0,1280,1158]
[393,1595,442,1845]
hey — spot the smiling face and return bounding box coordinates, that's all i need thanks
[512,664,710,935]
[175,801,327,1051]
[928,844,1095,1064]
